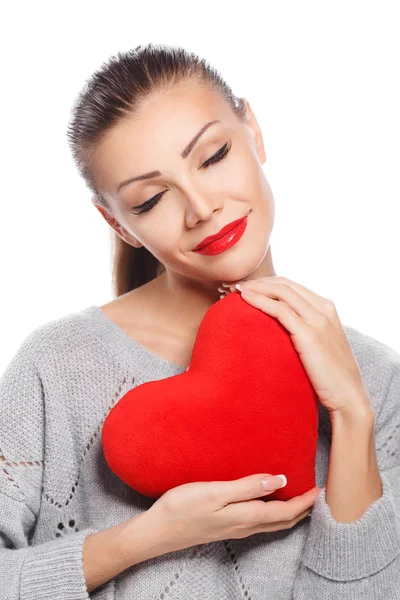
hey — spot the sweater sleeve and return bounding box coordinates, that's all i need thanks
[293,355,400,599]
[0,329,99,599]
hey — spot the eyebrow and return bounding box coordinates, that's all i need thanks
[116,119,222,194]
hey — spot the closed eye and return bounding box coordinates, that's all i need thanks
[131,141,232,214]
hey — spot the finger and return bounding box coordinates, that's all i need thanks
[227,484,320,528]
[241,487,318,527]
[261,486,321,523]
[244,280,319,324]
[225,277,330,315]
[247,506,313,535]
[216,473,287,508]
[237,290,305,334]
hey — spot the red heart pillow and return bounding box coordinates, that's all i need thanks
[102,291,319,501]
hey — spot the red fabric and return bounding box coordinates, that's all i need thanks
[102,292,319,500]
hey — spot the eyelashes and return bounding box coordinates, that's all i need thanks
[132,141,232,215]
[201,141,231,169]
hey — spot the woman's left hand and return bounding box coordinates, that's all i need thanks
[220,276,373,418]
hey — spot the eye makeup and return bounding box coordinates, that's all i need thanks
[130,141,232,215]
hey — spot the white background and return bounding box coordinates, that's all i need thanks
[1,0,399,374]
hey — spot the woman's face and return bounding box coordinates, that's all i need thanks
[90,78,275,289]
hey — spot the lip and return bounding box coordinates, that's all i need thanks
[193,215,248,251]
[193,216,248,255]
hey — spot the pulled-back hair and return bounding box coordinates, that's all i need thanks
[66,43,248,297]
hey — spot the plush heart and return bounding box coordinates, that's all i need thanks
[102,291,319,501]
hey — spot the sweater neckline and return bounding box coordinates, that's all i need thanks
[80,305,189,379]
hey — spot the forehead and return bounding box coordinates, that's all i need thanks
[91,80,237,197]
[111,80,234,145]
[133,78,230,123]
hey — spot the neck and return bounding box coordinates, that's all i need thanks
[150,246,277,337]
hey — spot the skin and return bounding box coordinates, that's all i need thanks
[84,81,382,531]
[89,78,277,358]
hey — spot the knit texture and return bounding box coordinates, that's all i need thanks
[1,304,399,599]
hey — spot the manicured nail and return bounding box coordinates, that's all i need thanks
[261,474,287,492]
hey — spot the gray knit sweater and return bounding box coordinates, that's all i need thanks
[1,304,400,599]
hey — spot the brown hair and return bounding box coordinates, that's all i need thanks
[66,43,248,298]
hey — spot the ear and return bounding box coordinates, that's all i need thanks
[91,196,143,248]
[241,98,266,165]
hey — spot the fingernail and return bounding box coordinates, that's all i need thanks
[261,474,287,492]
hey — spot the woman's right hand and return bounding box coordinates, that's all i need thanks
[147,473,322,552]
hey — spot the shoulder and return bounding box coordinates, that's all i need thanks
[0,308,92,464]
[343,322,400,364]
[12,306,96,368]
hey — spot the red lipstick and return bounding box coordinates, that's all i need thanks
[193,216,247,251]
[193,216,248,256]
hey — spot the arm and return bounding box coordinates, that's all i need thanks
[0,327,181,598]
[0,329,97,599]
[1,491,176,597]
[293,356,400,599]
[324,407,381,523]
[83,511,175,593]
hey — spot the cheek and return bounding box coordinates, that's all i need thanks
[230,151,264,195]
[146,225,181,258]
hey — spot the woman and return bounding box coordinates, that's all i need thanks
[1,43,399,599]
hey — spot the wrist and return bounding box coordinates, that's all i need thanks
[330,404,375,429]
[118,511,176,567]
